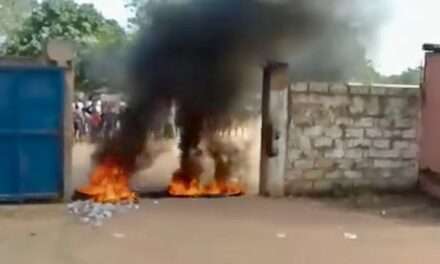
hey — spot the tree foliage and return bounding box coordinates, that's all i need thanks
[0,0,37,39]
[125,0,167,29]
[4,0,126,56]
[353,63,422,85]
[2,0,127,92]
[381,67,422,85]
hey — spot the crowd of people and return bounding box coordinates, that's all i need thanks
[72,99,126,142]
[72,95,179,143]
[72,94,257,144]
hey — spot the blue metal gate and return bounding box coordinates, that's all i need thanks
[0,67,64,201]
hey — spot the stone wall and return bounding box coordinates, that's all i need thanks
[286,82,420,195]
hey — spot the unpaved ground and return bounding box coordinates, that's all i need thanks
[1,195,440,264]
[2,138,440,263]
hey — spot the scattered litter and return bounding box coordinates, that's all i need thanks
[80,217,91,224]
[134,204,140,210]
[93,220,103,227]
[112,233,126,239]
[153,200,160,205]
[67,201,80,210]
[67,200,140,226]
[103,211,113,219]
[344,232,358,240]
[276,233,287,239]
[380,210,387,216]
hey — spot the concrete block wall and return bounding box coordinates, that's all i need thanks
[286,82,420,195]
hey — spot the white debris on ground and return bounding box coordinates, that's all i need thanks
[343,232,358,240]
[112,233,126,239]
[276,233,287,239]
[67,200,140,226]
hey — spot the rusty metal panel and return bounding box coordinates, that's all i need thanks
[421,53,440,172]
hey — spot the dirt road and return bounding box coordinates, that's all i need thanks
[2,139,439,264]
[1,195,440,264]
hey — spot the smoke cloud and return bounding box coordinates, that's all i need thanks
[95,0,387,172]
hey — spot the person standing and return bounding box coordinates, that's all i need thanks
[73,103,85,141]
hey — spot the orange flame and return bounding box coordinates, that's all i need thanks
[168,169,244,197]
[77,158,137,203]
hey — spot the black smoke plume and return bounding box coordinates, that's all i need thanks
[94,0,386,172]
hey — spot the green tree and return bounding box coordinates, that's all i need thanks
[350,59,385,83]
[76,42,131,93]
[3,0,127,92]
[0,0,38,52]
[383,67,422,85]
[125,0,168,29]
[125,0,146,28]
[0,0,37,35]
[74,16,127,91]
[4,0,125,56]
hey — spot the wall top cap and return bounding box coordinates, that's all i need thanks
[46,39,75,67]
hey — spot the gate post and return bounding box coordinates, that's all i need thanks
[46,40,75,202]
[259,62,289,197]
